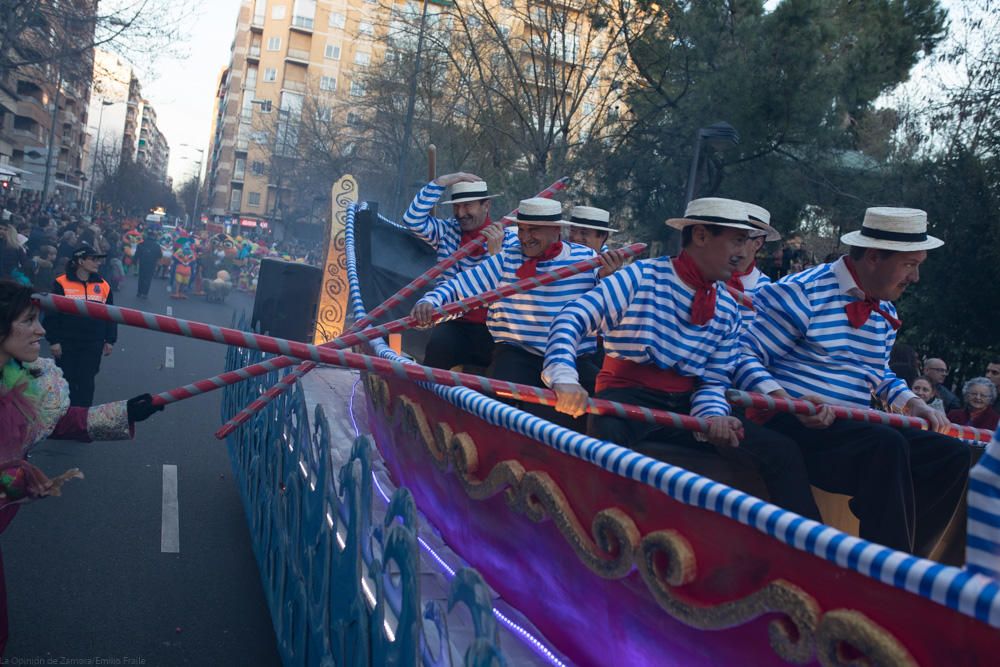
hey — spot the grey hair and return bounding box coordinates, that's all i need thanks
[962,377,998,404]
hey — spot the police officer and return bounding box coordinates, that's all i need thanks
[45,244,117,407]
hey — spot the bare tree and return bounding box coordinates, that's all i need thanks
[0,0,197,79]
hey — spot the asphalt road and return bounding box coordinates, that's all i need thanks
[2,272,281,665]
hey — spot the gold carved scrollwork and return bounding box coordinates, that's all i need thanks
[366,375,391,414]
[635,530,819,664]
[507,471,640,580]
[816,610,918,667]
[450,432,525,502]
[366,387,843,665]
[313,175,357,344]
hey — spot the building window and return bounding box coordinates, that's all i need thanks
[229,188,243,210]
[582,102,595,116]
[271,5,286,20]
[346,112,361,126]
[319,75,337,91]
[358,21,374,37]
[500,0,513,7]
[328,12,345,29]
[353,51,370,66]
[248,192,261,207]
[263,67,277,82]
[324,43,341,60]
[251,160,266,175]
[234,157,246,179]
[316,106,331,122]
[349,81,365,97]
[266,36,281,51]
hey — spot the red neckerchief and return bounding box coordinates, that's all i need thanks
[726,261,755,293]
[843,257,902,330]
[673,251,717,326]
[515,241,563,279]
[459,216,493,257]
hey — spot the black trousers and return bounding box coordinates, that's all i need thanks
[589,387,822,521]
[423,320,495,370]
[764,414,970,554]
[137,264,155,296]
[488,343,600,430]
[55,340,105,407]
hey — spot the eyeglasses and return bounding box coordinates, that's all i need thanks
[967,393,992,400]
[925,367,947,372]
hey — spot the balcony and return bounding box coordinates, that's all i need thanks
[285,48,311,65]
[290,16,314,33]
[250,19,264,33]
[281,79,306,93]
[247,45,261,61]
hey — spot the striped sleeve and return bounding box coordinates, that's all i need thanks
[735,280,812,395]
[691,315,740,418]
[876,322,919,410]
[542,263,643,387]
[401,182,448,249]
[967,427,1000,579]
[418,254,504,310]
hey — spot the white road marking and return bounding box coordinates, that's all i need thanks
[166,306,173,316]
[165,346,175,368]
[161,464,180,553]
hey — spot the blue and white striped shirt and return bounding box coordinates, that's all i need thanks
[418,242,600,356]
[542,256,742,418]
[402,182,518,283]
[735,257,916,410]
[737,266,771,330]
[967,426,1000,579]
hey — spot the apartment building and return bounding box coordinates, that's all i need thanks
[137,100,170,183]
[204,0,630,231]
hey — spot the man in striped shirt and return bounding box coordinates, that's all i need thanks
[412,198,623,425]
[727,203,777,329]
[544,198,821,520]
[736,207,970,554]
[402,173,511,369]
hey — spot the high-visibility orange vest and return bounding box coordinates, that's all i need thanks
[55,274,111,303]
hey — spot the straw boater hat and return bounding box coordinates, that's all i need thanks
[566,205,618,233]
[438,180,501,205]
[742,203,781,242]
[666,197,774,238]
[506,197,566,226]
[840,207,943,251]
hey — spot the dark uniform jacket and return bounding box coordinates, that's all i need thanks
[45,271,117,346]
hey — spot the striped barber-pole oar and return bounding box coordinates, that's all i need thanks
[147,243,645,407]
[30,292,708,440]
[349,176,570,333]
[725,389,992,444]
[215,243,646,432]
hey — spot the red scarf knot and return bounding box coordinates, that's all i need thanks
[726,261,755,293]
[459,216,493,258]
[515,241,563,279]
[843,257,902,330]
[673,252,717,326]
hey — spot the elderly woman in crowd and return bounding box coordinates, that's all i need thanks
[946,377,1000,431]
[911,375,946,414]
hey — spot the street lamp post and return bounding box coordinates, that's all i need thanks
[88,99,115,214]
[683,122,740,206]
[180,144,205,228]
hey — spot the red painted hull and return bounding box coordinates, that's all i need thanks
[365,375,998,666]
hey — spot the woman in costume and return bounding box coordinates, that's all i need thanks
[0,280,163,651]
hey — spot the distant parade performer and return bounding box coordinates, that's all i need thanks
[565,205,617,253]
[727,202,779,328]
[45,245,117,407]
[402,173,511,370]
[0,280,163,652]
[121,226,142,274]
[170,238,196,299]
[544,198,821,520]
[134,231,161,299]
[412,198,625,425]
[734,207,970,554]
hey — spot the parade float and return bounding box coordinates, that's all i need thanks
[333,181,1000,666]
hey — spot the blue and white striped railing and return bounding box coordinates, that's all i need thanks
[344,203,1000,630]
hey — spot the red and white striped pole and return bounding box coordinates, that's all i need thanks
[725,389,992,444]
[148,243,645,407]
[28,292,708,440]
[215,243,645,432]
